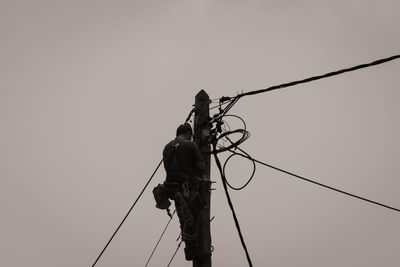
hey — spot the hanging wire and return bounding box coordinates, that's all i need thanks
[223,147,256,191]
[91,159,163,267]
[215,55,400,117]
[92,54,400,267]
[212,141,254,267]
[145,210,176,267]
[236,55,400,98]
[211,110,400,213]
[232,146,400,213]
[166,240,183,267]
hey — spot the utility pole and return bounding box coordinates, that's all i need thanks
[193,90,212,267]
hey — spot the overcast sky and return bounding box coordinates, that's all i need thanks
[1,1,399,266]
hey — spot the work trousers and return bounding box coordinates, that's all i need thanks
[165,181,203,248]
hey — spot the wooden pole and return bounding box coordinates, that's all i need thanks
[193,90,212,267]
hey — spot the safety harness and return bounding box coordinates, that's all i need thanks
[153,140,191,216]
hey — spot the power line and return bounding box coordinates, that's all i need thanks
[167,240,183,267]
[166,55,400,266]
[240,54,400,98]
[223,147,256,191]
[217,55,400,115]
[208,53,400,213]
[91,159,163,267]
[212,142,254,267]
[92,54,399,266]
[145,210,176,267]
[214,114,256,191]
[231,147,400,213]
[237,54,400,98]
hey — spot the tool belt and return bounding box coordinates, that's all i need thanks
[166,171,192,183]
[153,178,205,214]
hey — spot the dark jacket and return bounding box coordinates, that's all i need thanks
[163,137,206,182]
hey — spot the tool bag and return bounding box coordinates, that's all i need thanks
[152,184,171,210]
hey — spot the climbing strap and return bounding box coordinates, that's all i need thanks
[182,181,190,198]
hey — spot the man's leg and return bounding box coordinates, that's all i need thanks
[173,192,198,260]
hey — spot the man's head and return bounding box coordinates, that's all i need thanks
[176,123,193,140]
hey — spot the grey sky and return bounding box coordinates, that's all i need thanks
[1,1,399,266]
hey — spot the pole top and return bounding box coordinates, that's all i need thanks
[196,89,209,100]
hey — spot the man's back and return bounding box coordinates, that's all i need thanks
[163,138,204,181]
